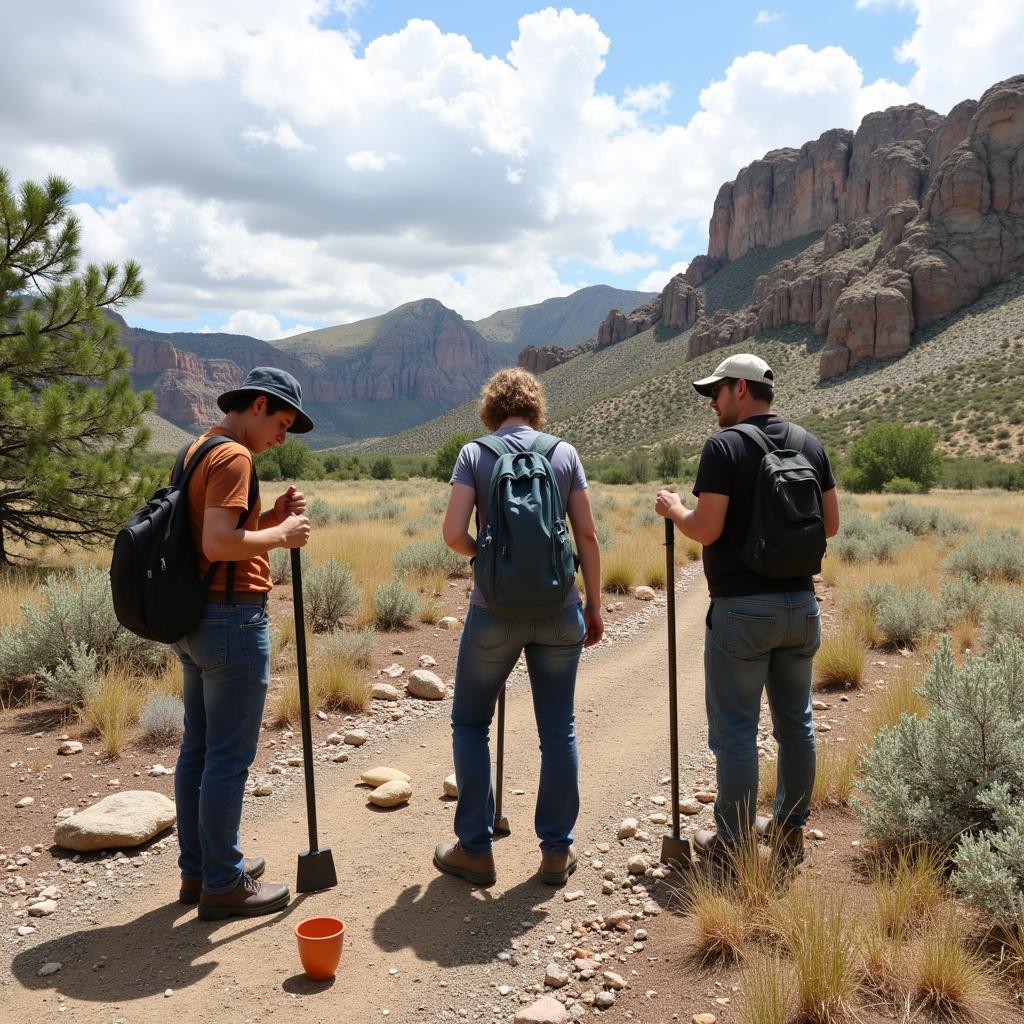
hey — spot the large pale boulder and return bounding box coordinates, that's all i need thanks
[360,767,411,787]
[515,996,569,1024]
[54,791,176,852]
[407,669,447,700]
[368,780,412,808]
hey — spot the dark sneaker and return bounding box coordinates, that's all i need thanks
[197,872,290,921]
[433,841,497,886]
[754,815,805,865]
[538,845,578,885]
[179,857,266,904]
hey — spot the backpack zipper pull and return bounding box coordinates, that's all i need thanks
[160,558,167,572]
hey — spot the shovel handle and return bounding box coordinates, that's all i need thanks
[664,517,681,840]
[292,549,320,852]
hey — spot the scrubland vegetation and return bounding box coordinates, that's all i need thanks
[675,489,1024,1022]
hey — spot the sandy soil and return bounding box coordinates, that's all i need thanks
[3,573,714,1023]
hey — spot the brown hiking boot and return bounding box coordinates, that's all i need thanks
[197,872,290,921]
[433,841,497,886]
[754,815,805,864]
[179,857,266,904]
[538,845,578,885]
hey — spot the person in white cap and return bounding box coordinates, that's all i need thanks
[654,353,840,866]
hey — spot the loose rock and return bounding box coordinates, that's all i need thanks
[544,963,570,988]
[38,962,62,977]
[29,900,58,917]
[617,818,638,839]
[634,586,656,602]
[515,996,569,1024]
[54,791,176,852]
[693,1015,717,1024]
[371,683,401,702]
[418,655,438,668]
[368,780,412,808]
[627,855,649,875]
[58,741,83,756]
[443,773,459,798]
[407,670,446,700]
[437,617,460,630]
[344,730,369,746]
[360,767,411,787]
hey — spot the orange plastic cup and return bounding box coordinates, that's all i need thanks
[294,916,345,981]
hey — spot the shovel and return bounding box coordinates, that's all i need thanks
[493,685,511,836]
[292,548,338,893]
[659,517,693,871]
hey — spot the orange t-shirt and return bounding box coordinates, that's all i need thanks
[184,428,270,593]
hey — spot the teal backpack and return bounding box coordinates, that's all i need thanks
[473,433,578,620]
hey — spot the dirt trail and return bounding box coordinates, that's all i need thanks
[6,575,711,1023]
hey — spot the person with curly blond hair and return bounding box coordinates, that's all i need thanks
[434,367,603,887]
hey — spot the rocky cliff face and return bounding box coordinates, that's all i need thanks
[685,75,1024,379]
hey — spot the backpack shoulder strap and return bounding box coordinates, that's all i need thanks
[783,422,808,454]
[529,432,562,459]
[475,435,511,460]
[174,435,236,487]
[725,422,773,455]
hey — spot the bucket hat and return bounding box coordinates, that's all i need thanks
[217,366,314,433]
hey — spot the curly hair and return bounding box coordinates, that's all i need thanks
[478,367,547,431]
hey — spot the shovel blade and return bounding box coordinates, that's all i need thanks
[493,814,511,836]
[297,847,337,893]
[660,833,693,871]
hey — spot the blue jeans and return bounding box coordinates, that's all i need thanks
[172,601,271,893]
[452,603,585,856]
[704,592,821,843]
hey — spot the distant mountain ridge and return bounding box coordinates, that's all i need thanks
[471,285,656,349]
[117,286,653,448]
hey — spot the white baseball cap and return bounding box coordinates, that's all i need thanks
[692,353,775,397]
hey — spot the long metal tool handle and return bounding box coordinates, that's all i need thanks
[291,548,320,852]
[665,517,681,841]
[495,685,506,821]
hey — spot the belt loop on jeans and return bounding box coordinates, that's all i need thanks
[206,590,267,607]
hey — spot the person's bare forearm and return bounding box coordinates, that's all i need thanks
[446,531,477,558]
[577,535,602,607]
[204,524,290,562]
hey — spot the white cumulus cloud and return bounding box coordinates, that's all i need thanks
[755,10,782,24]
[6,2,1015,333]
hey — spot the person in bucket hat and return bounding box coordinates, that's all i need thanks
[654,352,840,867]
[172,367,312,919]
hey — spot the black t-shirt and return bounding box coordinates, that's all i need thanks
[693,414,836,599]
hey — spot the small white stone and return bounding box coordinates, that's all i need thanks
[617,818,638,840]
[57,741,83,756]
[16,797,34,808]
[344,730,369,746]
[38,962,62,977]
[634,586,656,602]
[251,782,273,797]
[563,890,584,903]
[371,683,401,702]
[627,855,649,876]
[544,963,569,988]
[437,616,460,630]
[418,655,437,668]
[29,899,58,917]
[443,773,459,799]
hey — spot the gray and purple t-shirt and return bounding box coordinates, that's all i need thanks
[450,425,588,610]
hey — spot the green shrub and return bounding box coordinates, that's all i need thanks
[393,537,467,578]
[981,588,1024,647]
[863,525,913,561]
[842,422,942,493]
[881,476,924,494]
[0,566,165,682]
[37,641,99,706]
[875,587,940,648]
[432,432,474,482]
[317,626,376,668]
[938,575,989,627]
[830,535,868,563]
[880,502,968,538]
[368,496,406,521]
[306,497,337,528]
[373,579,419,629]
[857,637,1024,926]
[943,529,1024,582]
[370,456,394,480]
[304,558,361,631]
[860,580,897,614]
[139,695,185,742]
[402,514,436,537]
[656,441,683,480]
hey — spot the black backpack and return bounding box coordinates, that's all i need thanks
[726,422,826,578]
[110,436,258,643]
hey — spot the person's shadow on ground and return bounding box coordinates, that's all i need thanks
[10,895,309,1003]
[373,874,558,968]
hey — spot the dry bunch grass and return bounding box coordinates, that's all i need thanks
[81,666,145,758]
[814,627,867,689]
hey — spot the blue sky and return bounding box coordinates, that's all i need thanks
[3,1,1021,338]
